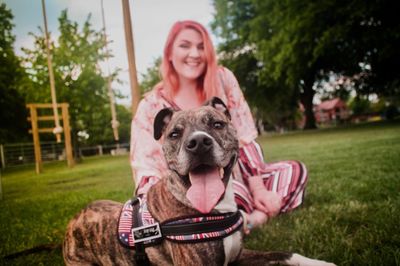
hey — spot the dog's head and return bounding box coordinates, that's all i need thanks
[153,97,239,213]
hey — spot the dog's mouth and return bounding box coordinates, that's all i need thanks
[189,164,223,180]
[185,155,237,214]
[188,154,237,179]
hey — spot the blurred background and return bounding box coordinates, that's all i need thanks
[1,0,399,166]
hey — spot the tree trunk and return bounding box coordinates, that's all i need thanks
[300,78,317,130]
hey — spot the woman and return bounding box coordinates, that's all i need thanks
[130,20,308,230]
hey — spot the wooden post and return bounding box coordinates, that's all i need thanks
[41,0,62,142]
[0,170,2,200]
[97,145,103,156]
[0,144,5,169]
[61,103,74,168]
[29,105,43,174]
[121,0,141,116]
[27,103,74,173]
[101,0,120,141]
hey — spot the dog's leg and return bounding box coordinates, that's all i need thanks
[284,253,336,266]
[235,249,336,266]
[234,249,292,265]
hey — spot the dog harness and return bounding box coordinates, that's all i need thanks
[118,197,244,264]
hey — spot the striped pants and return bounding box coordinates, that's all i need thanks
[233,160,308,214]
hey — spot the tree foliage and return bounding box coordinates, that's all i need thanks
[212,0,400,129]
[0,3,30,143]
[212,0,302,129]
[139,57,161,94]
[20,10,130,145]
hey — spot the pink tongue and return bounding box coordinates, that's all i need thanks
[186,168,224,213]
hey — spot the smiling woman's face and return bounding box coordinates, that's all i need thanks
[170,28,207,83]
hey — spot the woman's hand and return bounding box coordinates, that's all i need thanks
[243,210,268,234]
[248,175,282,217]
[252,187,282,217]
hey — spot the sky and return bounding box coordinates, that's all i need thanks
[2,0,216,105]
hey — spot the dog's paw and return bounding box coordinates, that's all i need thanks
[287,254,336,266]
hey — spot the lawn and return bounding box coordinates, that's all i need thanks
[1,120,399,265]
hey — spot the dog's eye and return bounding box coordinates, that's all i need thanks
[213,121,225,129]
[168,131,180,139]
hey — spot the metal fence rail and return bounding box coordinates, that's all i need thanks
[0,142,130,169]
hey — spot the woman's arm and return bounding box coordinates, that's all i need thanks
[221,67,281,217]
[220,67,258,145]
[238,141,282,217]
[130,96,167,196]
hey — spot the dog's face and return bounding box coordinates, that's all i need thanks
[154,97,239,213]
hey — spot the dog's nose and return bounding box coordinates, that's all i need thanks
[186,133,213,154]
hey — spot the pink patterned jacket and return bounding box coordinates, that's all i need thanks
[130,67,263,197]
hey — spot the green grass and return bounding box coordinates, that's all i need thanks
[1,120,400,265]
[0,155,133,265]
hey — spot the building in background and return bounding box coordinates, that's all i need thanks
[314,98,350,124]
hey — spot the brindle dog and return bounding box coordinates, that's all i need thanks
[63,97,335,266]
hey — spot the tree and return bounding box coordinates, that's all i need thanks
[139,57,161,94]
[212,0,305,129]
[0,3,30,143]
[20,10,129,146]
[212,0,400,129]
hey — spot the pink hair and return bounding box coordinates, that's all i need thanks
[157,20,221,103]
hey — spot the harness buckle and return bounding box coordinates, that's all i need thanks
[132,222,162,244]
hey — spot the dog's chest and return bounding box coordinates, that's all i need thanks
[147,179,242,265]
[215,179,243,265]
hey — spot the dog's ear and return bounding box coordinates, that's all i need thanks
[154,108,174,140]
[204,97,231,120]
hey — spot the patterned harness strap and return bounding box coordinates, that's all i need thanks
[118,197,244,248]
[162,211,243,242]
